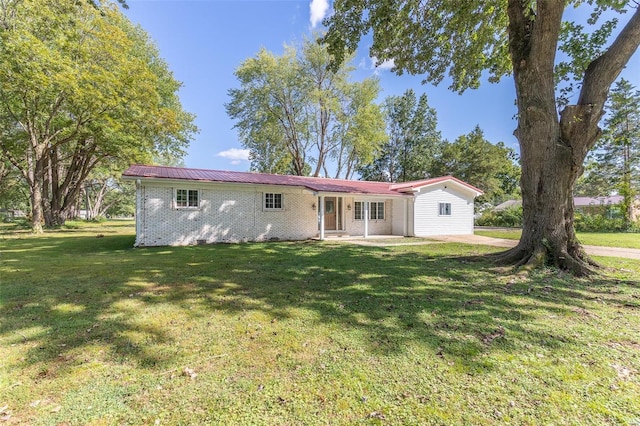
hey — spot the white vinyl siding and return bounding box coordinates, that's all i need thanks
[413,186,474,236]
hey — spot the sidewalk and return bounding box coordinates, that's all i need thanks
[428,234,640,260]
[339,234,640,260]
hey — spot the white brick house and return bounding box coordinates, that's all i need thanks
[123,165,483,247]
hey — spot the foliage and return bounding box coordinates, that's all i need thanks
[226,35,386,178]
[0,0,196,231]
[574,212,640,233]
[1,222,639,424]
[476,205,523,228]
[359,89,443,182]
[581,79,640,223]
[432,126,520,204]
[0,161,29,212]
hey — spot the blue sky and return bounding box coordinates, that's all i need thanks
[124,0,640,172]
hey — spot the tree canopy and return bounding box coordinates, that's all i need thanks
[432,126,520,204]
[578,78,640,222]
[226,36,387,179]
[324,0,640,275]
[0,0,196,230]
[360,89,443,182]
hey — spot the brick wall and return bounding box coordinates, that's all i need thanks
[136,183,318,246]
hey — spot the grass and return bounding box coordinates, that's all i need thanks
[476,228,640,249]
[1,221,639,424]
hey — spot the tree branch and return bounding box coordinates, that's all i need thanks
[579,7,640,107]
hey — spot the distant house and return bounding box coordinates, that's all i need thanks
[122,165,483,247]
[574,196,640,220]
[494,196,640,220]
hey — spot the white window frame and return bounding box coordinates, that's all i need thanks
[439,202,452,216]
[264,192,283,210]
[175,189,199,209]
[354,201,364,220]
[354,201,385,221]
[370,201,385,220]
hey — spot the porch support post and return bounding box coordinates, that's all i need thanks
[364,200,369,238]
[319,195,325,240]
[403,198,407,237]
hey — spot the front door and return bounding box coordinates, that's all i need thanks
[324,197,337,230]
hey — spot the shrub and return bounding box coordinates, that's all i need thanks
[574,213,640,233]
[476,206,523,227]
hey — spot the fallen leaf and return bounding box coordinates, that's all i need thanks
[182,367,197,379]
[367,411,386,420]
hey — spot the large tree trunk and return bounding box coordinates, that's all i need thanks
[500,1,640,275]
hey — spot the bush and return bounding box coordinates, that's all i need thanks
[476,206,523,227]
[574,213,640,233]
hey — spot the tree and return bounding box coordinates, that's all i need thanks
[360,89,443,182]
[226,36,386,178]
[0,0,196,231]
[592,79,640,222]
[431,126,520,204]
[323,1,640,275]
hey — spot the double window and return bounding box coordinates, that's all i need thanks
[176,189,199,208]
[439,202,452,216]
[264,193,283,210]
[354,201,385,220]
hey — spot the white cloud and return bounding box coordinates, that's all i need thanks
[217,148,250,162]
[371,57,395,71]
[309,0,329,28]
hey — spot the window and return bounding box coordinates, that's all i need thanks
[354,201,385,220]
[354,202,363,220]
[439,202,452,216]
[176,189,199,208]
[370,202,384,220]
[264,193,283,210]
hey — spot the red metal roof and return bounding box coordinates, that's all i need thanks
[123,164,483,196]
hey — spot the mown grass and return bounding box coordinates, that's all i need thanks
[1,222,639,424]
[476,228,640,249]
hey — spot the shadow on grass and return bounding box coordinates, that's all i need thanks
[1,232,636,376]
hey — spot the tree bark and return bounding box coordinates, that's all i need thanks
[499,1,640,275]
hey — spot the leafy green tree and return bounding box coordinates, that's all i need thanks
[593,79,640,223]
[431,126,520,204]
[226,35,386,178]
[0,161,29,214]
[323,0,640,275]
[360,89,442,182]
[0,0,196,231]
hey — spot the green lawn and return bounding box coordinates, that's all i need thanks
[1,222,639,424]
[476,228,640,249]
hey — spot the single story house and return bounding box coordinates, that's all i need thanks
[122,165,483,247]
